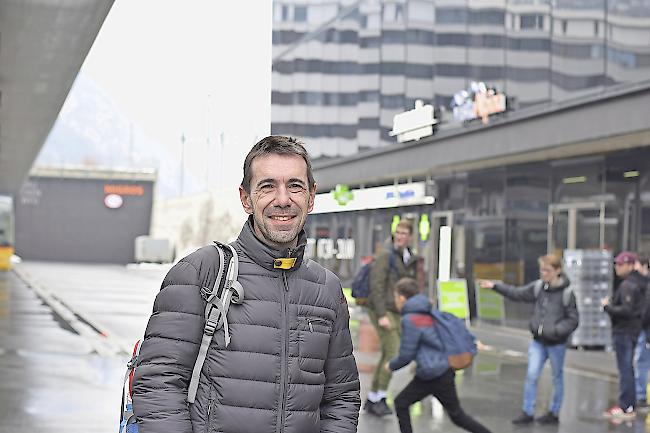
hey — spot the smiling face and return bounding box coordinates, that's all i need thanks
[393,226,412,250]
[239,153,316,250]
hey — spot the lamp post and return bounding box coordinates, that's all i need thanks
[180,133,186,197]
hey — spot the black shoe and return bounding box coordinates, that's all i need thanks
[367,398,393,416]
[512,412,534,425]
[536,412,559,425]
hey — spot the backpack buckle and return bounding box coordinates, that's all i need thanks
[204,318,218,336]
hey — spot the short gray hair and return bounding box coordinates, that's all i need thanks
[241,136,315,193]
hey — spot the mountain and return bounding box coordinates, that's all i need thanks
[35,72,200,198]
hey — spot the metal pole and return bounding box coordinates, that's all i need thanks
[180,133,186,197]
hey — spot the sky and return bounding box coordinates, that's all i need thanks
[80,0,272,205]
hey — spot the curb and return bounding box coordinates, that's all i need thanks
[12,266,130,356]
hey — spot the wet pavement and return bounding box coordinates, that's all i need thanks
[2,261,650,432]
[0,270,123,433]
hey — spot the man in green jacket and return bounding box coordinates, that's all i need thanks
[365,220,419,416]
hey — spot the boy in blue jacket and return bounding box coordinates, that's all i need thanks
[386,277,492,433]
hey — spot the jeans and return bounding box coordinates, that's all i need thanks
[635,331,650,401]
[614,333,638,410]
[367,309,401,392]
[394,370,492,433]
[522,340,567,416]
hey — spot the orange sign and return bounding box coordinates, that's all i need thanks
[103,184,144,196]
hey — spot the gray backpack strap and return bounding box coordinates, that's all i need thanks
[534,279,573,307]
[533,280,543,299]
[562,287,573,308]
[187,242,244,404]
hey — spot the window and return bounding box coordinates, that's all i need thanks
[435,33,467,46]
[594,20,599,36]
[562,20,567,35]
[469,9,505,26]
[381,94,406,109]
[282,5,289,21]
[381,30,405,44]
[294,6,307,22]
[360,37,380,48]
[520,14,544,30]
[436,8,467,24]
[360,90,380,102]
[406,29,434,45]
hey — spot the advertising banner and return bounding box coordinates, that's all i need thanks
[476,281,505,322]
[437,279,469,319]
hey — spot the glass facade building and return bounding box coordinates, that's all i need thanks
[306,147,650,328]
[272,0,650,158]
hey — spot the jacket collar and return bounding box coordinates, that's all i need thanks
[236,216,307,272]
[543,273,571,292]
[627,270,648,287]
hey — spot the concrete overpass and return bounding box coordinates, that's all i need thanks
[313,80,650,192]
[0,0,114,196]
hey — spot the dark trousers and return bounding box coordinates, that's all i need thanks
[394,369,492,433]
[613,333,638,410]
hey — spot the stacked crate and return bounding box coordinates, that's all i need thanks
[563,249,612,349]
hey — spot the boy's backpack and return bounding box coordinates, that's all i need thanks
[351,251,397,306]
[431,309,477,370]
[119,241,245,433]
[533,280,573,307]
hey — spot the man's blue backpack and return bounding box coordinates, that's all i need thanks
[351,251,397,306]
[431,309,477,370]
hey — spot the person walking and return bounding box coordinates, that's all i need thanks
[635,254,650,408]
[132,136,360,433]
[478,254,578,425]
[364,220,419,416]
[387,277,493,433]
[602,251,646,419]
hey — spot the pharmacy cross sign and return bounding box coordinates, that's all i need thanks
[332,184,353,206]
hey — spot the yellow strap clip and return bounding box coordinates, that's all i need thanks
[274,258,297,269]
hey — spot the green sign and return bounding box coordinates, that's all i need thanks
[331,184,353,206]
[476,282,505,322]
[419,214,430,241]
[391,215,400,234]
[437,279,469,319]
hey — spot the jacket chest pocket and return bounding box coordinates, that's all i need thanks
[297,317,332,373]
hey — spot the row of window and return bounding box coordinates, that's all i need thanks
[271,123,359,139]
[271,91,359,106]
[275,2,647,27]
[273,59,623,89]
[273,29,649,65]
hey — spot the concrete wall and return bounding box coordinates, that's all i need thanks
[15,175,153,264]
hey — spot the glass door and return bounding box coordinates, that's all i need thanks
[548,202,609,255]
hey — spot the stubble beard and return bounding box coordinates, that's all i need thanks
[252,207,304,248]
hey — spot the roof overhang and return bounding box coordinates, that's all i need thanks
[313,80,650,192]
[0,0,114,196]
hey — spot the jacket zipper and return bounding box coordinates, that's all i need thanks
[277,271,290,433]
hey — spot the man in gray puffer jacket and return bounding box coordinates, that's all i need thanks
[132,136,361,433]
